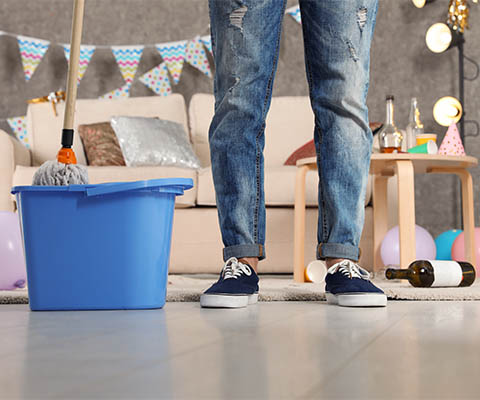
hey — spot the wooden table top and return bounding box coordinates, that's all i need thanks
[296,154,478,175]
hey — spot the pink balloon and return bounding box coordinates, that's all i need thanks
[380,224,436,267]
[451,227,480,267]
[0,211,27,290]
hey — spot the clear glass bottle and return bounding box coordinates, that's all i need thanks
[405,97,424,150]
[379,95,403,153]
[385,260,475,288]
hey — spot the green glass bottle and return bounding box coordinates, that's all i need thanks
[385,260,476,288]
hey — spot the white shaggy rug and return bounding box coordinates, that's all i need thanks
[2,275,480,304]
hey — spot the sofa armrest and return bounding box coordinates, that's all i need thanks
[0,129,31,211]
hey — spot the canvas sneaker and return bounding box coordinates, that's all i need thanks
[325,259,387,307]
[200,257,259,308]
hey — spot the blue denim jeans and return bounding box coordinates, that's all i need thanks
[208,0,379,263]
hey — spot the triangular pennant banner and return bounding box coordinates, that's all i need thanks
[156,40,187,85]
[200,35,212,55]
[7,116,30,149]
[286,5,301,24]
[111,45,144,84]
[438,123,466,156]
[17,35,50,81]
[62,44,96,85]
[98,82,132,100]
[186,36,212,78]
[138,62,172,96]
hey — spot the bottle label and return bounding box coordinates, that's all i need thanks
[429,260,463,287]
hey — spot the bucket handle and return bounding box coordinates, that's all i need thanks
[84,179,192,197]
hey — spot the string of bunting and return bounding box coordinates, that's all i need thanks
[0,6,302,147]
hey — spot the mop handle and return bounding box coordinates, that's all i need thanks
[63,0,85,133]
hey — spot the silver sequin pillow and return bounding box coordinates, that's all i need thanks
[110,116,201,169]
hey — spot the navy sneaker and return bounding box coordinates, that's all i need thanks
[325,260,387,307]
[200,257,259,308]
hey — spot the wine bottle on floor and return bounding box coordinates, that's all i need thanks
[385,260,476,288]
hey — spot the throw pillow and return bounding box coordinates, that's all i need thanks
[78,122,126,166]
[284,122,383,166]
[110,116,201,169]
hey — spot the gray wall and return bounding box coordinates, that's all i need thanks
[1,0,479,237]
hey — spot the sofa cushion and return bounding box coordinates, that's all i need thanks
[12,165,197,208]
[27,94,189,167]
[197,166,372,207]
[189,94,315,168]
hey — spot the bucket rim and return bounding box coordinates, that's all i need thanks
[11,177,194,195]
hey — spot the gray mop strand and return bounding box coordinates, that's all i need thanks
[33,160,89,186]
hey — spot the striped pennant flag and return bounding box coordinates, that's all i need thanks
[156,40,187,85]
[98,82,132,100]
[185,36,212,78]
[286,5,301,24]
[62,44,96,86]
[111,45,144,85]
[17,35,50,81]
[200,35,212,55]
[138,62,172,96]
[7,116,30,149]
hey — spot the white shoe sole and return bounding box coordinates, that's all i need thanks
[326,292,387,307]
[200,293,259,308]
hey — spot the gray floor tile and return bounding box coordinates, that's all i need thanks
[308,302,480,400]
[55,302,405,399]
[2,301,479,400]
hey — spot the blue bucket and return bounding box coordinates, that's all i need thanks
[11,178,193,311]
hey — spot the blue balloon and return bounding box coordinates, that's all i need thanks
[435,229,463,260]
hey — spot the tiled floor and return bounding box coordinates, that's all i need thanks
[1,301,479,399]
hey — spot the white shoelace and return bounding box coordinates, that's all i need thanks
[327,259,371,280]
[222,257,253,280]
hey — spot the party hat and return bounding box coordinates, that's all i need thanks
[438,123,466,156]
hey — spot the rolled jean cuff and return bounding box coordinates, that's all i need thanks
[223,244,266,262]
[316,243,361,262]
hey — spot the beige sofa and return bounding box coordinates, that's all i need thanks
[0,93,398,273]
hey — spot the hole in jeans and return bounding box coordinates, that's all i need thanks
[357,7,367,31]
[346,39,359,62]
[229,5,248,32]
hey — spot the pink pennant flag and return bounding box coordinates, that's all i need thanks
[286,5,301,24]
[438,123,466,156]
[186,36,212,78]
[17,35,50,81]
[7,116,30,149]
[62,44,96,85]
[138,62,172,96]
[111,45,144,85]
[156,40,187,85]
[200,35,212,55]
[98,82,132,100]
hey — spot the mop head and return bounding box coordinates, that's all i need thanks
[33,160,89,186]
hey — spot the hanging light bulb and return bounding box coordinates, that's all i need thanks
[426,23,453,53]
[433,96,463,126]
[412,0,437,8]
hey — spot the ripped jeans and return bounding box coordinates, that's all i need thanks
[207,0,379,263]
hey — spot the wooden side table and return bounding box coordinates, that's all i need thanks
[293,154,478,283]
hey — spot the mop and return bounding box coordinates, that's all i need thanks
[33,0,89,186]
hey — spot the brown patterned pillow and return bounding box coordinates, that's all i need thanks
[78,122,126,166]
[284,122,383,166]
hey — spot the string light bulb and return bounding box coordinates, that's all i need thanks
[412,0,437,8]
[433,96,463,126]
[426,23,454,53]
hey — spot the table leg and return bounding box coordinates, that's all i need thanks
[373,174,389,274]
[294,165,309,282]
[394,161,416,269]
[428,168,476,269]
[457,170,476,268]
